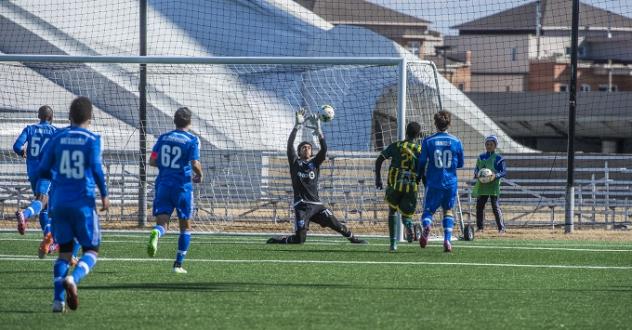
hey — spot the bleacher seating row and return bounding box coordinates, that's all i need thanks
[1,153,631,227]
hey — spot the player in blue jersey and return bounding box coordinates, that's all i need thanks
[38,96,110,312]
[146,107,203,274]
[416,111,464,252]
[13,105,59,257]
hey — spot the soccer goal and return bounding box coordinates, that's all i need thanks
[0,54,444,237]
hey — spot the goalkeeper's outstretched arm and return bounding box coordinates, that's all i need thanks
[313,134,327,166]
[287,127,299,164]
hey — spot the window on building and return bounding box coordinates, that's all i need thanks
[565,46,586,57]
[511,47,517,61]
[598,84,618,92]
[580,84,591,92]
[407,41,421,57]
[558,84,568,92]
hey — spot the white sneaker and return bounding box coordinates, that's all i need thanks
[172,267,188,274]
[52,300,65,313]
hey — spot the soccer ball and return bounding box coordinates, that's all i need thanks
[477,168,494,184]
[319,105,335,122]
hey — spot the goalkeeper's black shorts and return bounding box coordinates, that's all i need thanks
[294,202,338,231]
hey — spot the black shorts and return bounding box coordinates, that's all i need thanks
[294,203,336,231]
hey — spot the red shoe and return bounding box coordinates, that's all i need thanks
[48,243,59,255]
[419,226,430,249]
[63,276,79,310]
[38,233,54,259]
[443,240,452,253]
[16,211,26,235]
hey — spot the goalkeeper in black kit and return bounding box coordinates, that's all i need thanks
[267,109,367,245]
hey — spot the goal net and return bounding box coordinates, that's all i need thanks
[0,57,442,236]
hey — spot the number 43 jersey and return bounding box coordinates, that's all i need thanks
[417,132,464,190]
[38,126,108,205]
[151,129,200,188]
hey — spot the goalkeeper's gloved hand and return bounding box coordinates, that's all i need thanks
[308,113,323,137]
[295,108,306,128]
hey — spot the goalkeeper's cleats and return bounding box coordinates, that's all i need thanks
[52,300,65,313]
[147,229,159,257]
[419,226,431,249]
[266,236,287,244]
[405,226,414,243]
[16,211,26,235]
[348,236,368,244]
[443,240,452,253]
[38,233,55,259]
[63,276,79,311]
[172,262,187,274]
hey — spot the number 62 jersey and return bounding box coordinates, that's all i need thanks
[416,132,464,189]
[151,130,200,188]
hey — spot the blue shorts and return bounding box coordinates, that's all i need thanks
[152,184,194,220]
[29,177,51,196]
[423,185,457,215]
[51,200,100,248]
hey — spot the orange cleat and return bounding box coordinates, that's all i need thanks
[38,233,54,259]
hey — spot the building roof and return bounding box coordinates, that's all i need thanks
[295,0,431,26]
[452,0,632,33]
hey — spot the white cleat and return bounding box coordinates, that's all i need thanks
[52,300,65,313]
[172,267,188,274]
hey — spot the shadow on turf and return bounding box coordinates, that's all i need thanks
[270,248,416,254]
[80,281,354,292]
[0,309,43,314]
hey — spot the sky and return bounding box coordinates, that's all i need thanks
[370,0,632,35]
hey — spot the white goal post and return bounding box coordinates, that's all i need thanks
[0,54,443,237]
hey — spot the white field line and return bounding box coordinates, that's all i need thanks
[1,237,632,252]
[0,254,630,270]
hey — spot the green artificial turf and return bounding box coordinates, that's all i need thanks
[0,232,631,329]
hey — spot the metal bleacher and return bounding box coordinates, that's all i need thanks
[2,151,632,229]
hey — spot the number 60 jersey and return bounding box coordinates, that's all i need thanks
[151,130,200,188]
[416,132,464,189]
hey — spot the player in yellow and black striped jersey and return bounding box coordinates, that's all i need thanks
[375,122,423,252]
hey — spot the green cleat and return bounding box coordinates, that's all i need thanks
[147,229,159,257]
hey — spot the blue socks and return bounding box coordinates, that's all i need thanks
[72,239,81,258]
[175,231,191,265]
[153,225,166,238]
[39,208,51,236]
[23,200,42,219]
[442,216,454,242]
[421,212,433,229]
[53,258,70,302]
[72,251,97,285]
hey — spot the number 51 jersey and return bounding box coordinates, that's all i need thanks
[151,129,200,188]
[417,132,464,189]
